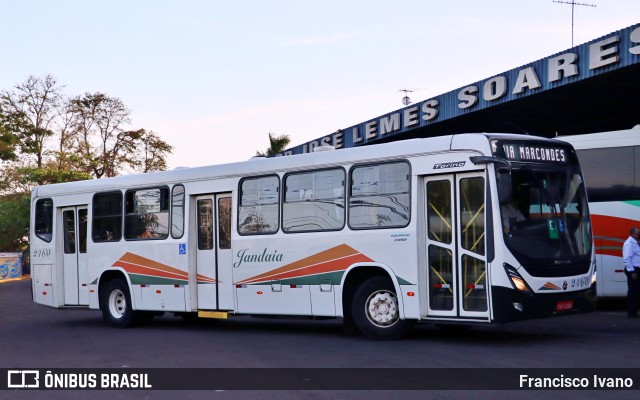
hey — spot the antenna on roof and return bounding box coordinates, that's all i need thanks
[553,0,596,47]
[399,89,413,105]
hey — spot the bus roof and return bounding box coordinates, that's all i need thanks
[31,133,560,198]
[557,125,640,150]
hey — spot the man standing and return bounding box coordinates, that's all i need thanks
[622,227,640,318]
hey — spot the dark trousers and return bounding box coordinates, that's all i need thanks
[625,267,640,317]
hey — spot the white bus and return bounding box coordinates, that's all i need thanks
[559,125,640,298]
[30,133,595,339]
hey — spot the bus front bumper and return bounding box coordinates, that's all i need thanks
[491,285,596,323]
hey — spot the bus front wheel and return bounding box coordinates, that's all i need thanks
[100,279,136,328]
[351,276,414,339]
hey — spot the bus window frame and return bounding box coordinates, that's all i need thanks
[281,166,347,234]
[237,174,281,236]
[574,146,637,202]
[123,186,170,241]
[91,191,124,243]
[34,198,54,243]
[347,159,412,231]
[171,184,186,239]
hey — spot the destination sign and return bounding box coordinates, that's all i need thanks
[494,142,571,164]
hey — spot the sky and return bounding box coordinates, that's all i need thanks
[1,0,639,169]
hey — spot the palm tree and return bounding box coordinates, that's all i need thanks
[256,132,290,157]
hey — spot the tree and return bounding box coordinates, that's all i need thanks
[0,112,20,161]
[69,92,132,178]
[0,75,174,252]
[0,75,87,188]
[0,193,30,252]
[69,93,173,178]
[133,129,174,173]
[0,75,64,168]
[50,98,77,172]
[256,132,291,157]
[0,76,82,254]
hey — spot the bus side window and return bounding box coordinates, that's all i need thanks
[283,168,345,233]
[124,188,169,240]
[92,192,123,242]
[349,161,411,229]
[171,184,185,239]
[238,175,279,235]
[575,147,634,202]
[34,198,53,242]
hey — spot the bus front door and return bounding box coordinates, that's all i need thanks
[424,172,490,320]
[194,193,233,311]
[61,206,88,306]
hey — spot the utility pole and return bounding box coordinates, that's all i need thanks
[553,1,596,47]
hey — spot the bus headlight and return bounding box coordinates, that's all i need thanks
[504,263,532,294]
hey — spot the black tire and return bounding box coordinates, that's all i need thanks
[100,279,137,328]
[350,276,415,339]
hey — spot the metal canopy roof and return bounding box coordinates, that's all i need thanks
[280,23,640,156]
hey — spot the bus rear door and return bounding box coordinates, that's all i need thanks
[60,206,89,306]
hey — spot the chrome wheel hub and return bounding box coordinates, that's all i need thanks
[365,290,399,327]
[108,289,126,319]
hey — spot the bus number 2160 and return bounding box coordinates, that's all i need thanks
[571,276,591,289]
[33,248,52,258]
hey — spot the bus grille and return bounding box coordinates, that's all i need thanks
[522,262,590,278]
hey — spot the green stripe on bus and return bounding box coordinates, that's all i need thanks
[271,271,345,286]
[128,273,188,286]
[246,272,414,286]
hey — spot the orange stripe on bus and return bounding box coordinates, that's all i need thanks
[241,253,371,284]
[591,214,637,238]
[113,253,216,283]
[118,252,187,276]
[238,244,369,284]
[113,261,188,281]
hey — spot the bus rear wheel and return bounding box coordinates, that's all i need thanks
[351,276,415,339]
[101,279,136,327]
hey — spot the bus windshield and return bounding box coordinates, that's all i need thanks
[498,165,592,267]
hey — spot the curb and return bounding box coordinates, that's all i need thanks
[0,275,30,285]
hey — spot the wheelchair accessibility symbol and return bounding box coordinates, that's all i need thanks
[178,243,187,255]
